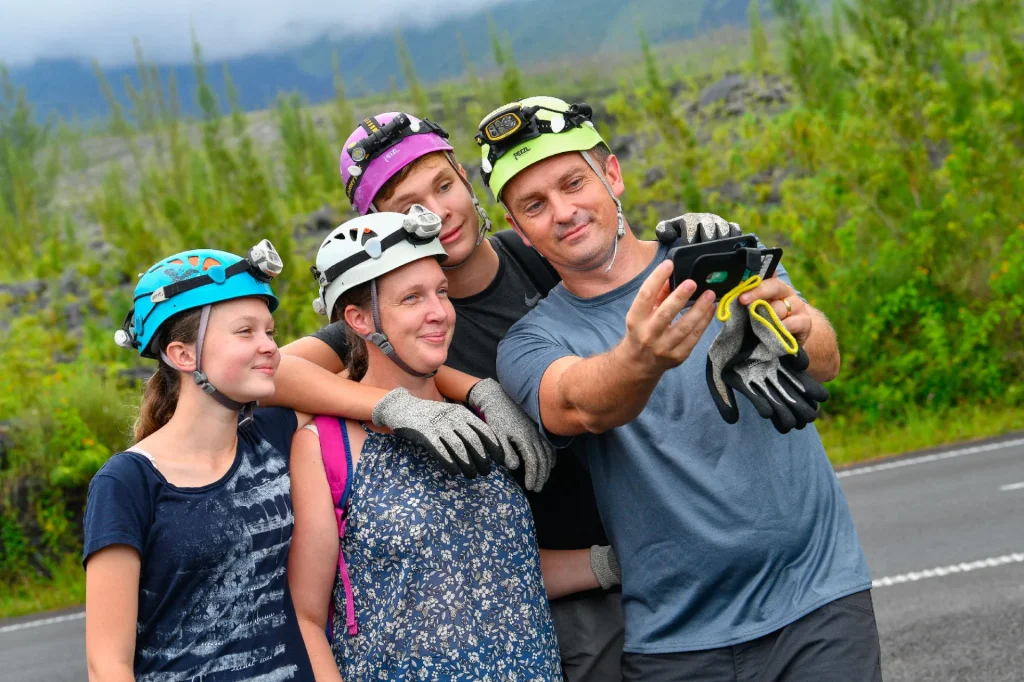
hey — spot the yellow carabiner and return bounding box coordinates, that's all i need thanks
[716,275,762,322]
[749,299,799,355]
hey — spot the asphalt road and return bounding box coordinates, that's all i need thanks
[1,433,1022,681]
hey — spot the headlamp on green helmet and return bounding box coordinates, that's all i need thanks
[475,99,597,194]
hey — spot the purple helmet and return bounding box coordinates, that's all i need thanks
[341,112,454,215]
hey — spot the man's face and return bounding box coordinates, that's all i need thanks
[376,153,481,267]
[501,151,625,270]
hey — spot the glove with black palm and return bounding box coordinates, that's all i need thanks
[372,387,503,478]
[721,299,830,433]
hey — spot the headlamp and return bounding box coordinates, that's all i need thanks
[475,101,594,186]
[345,115,450,201]
[402,204,443,241]
[247,239,283,281]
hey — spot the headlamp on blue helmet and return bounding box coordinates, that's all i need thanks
[115,240,282,359]
[114,240,284,421]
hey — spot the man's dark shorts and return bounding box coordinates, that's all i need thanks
[621,590,883,682]
[552,589,625,682]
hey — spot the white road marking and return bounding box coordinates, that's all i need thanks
[872,552,1024,589]
[1000,481,1024,492]
[0,611,84,635]
[837,437,1024,479]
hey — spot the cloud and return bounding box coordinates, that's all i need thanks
[1,0,522,67]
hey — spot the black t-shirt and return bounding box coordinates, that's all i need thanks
[312,230,610,552]
[82,408,314,681]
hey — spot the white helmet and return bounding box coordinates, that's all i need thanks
[311,205,448,378]
[312,205,448,321]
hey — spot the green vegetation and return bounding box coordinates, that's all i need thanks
[2,0,1023,615]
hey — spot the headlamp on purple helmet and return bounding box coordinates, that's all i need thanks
[341,113,452,214]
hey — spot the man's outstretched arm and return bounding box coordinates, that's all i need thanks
[500,262,717,437]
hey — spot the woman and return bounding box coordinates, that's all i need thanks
[84,241,316,681]
[289,207,563,681]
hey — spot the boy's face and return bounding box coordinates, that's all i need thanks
[375,153,481,267]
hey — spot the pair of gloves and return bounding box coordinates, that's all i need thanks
[655,212,828,433]
[374,384,623,590]
[371,378,555,492]
[706,275,829,434]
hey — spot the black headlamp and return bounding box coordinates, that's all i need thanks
[475,101,593,187]
[345,115,450,201]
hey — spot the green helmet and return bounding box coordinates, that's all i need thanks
[476,96,606,200]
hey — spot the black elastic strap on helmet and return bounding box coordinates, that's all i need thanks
[147,259,252,304]
[345,115,451,202]
[317,226,424,287]
[478,103,594,187]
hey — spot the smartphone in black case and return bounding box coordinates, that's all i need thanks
[669,235,782,301]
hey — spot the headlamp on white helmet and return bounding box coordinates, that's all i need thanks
[311,205,448,322]
[309,205,449,378]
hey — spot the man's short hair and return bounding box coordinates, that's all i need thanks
[587,142,611,171]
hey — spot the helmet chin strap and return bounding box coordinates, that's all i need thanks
[501,150,626,275]
[160,305,257,424]
[357,280,438,379]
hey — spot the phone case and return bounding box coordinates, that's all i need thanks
[675,246,783,302]
[669,234,759,291]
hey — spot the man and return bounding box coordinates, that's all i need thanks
[484,96,881,681]
[282,111,659,681]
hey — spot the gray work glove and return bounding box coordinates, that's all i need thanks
[655,212,742,246]
[372,387,503,479]
[721,300,830,434]
[706,277,760,425]
[467,378,556,493]
[590,545,622,590]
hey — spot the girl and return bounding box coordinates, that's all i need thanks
[84,241,316,681]
[289,208,563,680]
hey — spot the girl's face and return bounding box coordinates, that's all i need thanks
[346,258,454,375]
[194,297,280,403]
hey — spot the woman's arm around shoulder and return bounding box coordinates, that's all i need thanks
[85,545,140,682]
[288,427,345,682]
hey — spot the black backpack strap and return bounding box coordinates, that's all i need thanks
[493,230,561,295]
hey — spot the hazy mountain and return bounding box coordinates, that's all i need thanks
[9,0,766,122]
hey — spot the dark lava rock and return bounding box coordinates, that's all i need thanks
[698,74,748,108]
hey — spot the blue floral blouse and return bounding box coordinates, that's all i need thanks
[329,424,562,681]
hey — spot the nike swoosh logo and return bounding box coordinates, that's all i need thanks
[524,292,541,308]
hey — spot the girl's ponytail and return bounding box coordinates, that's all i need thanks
[131,308,202,442]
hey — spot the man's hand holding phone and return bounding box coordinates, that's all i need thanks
[622,260,717,377]
[738,277,812,347]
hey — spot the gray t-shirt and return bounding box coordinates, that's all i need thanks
[496,242,871,653]
[311,231,610,554]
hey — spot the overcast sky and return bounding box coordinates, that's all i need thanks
[1,0,520,67]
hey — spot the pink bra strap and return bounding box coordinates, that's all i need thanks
[313,415,358,638]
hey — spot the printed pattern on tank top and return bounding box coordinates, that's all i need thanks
[329,426,562,681]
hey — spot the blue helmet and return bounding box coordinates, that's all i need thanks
[116,240,282,359]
